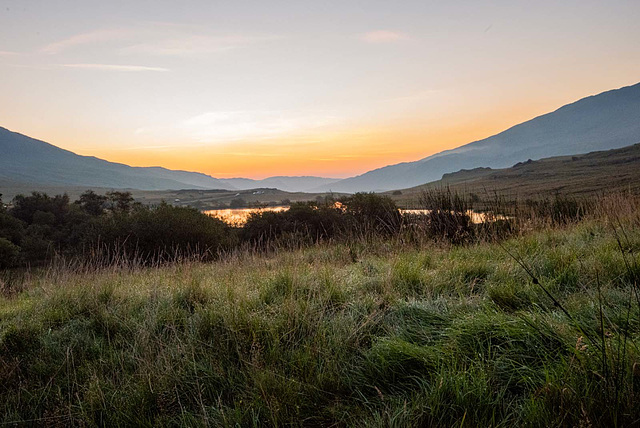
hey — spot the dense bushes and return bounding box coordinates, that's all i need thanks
[0,192,233,267]
[96,203,233,263]
[242,193,402,244]
[243,202,342,244]
[0,188,607,269]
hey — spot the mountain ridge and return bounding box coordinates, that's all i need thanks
[0,127,337,192]
[314,81,640,192]
[3,81,640,194]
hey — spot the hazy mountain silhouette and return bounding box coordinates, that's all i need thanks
[314,82,640,192]
[220,176,340,192]
[3,82,639,194]
[0,128,237,190]
[0,127,336,192]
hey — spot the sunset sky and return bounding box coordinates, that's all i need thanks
[1,0,639,178]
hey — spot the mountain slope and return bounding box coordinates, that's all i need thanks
[0,128,337,192]
[391,142,640,202]
[0,127,237,191]
[318,82,640,192]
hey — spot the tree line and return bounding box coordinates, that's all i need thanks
[0,190,407,268]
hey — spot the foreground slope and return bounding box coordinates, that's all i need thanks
[2,210,640,426]
[321,82,640,192]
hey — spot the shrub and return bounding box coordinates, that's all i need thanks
[93,203,233,263]
[419,188,474,244]
[0,237,20,268]
[340,193,402,236]
[243,202,342,244]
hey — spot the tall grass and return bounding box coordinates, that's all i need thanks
[2,200,640,426]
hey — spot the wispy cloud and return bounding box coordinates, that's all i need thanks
[181,111,304,142]
[131,110,340,143]
[0,50,21,56]
[61,63,169,72]
[358,30,410,43]
[120,34,281,57]
[41,28,134,54]
[40,26,281,58]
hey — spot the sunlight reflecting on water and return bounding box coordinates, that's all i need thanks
[204,207,289,226]
[205,207,503,226]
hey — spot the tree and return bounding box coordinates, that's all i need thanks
[106,191,134,212]
[77,190,107,215]
[10,192,70,225]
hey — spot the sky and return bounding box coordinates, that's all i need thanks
[1,0,639,179]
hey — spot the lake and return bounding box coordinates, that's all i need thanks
[205,206,501,226]
[204,207,289,226]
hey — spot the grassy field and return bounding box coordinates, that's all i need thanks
[1,197,640,426]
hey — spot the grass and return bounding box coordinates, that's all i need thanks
[2,214,640,426]
[390,142,640,204]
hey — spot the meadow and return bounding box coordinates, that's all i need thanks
[1,192,640,426]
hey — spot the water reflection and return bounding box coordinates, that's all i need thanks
[204,207,288,226]
[205,206,502,226]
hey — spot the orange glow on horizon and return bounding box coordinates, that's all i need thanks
[69,105,545,179]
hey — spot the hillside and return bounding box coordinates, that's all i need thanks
[220,176,339,192]
[391,142,640,203]
[318,82,640,192]
[0,127,234,191]
[0,127,337,193]
[0,182,341,210]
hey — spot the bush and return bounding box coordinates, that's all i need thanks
[92,203,234,263]
[0,238,20,268]
[340,193,402,236]
[419,188,475,244]
[1,192,235,267]
[243,202,342,244]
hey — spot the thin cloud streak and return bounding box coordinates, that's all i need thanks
[41,28,133,54]
[40,26,282,58]
[120,34,282,57]
[61,63,170,72]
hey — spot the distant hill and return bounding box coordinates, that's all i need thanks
[0,127,336,192]
[390,142,640,203]
[316,82,640,192]
[4,82,640,195]
[220,176,340,193]
[0,127,235,190]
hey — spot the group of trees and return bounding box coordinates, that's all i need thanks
[0,191,232,268]
[0,190,406,268]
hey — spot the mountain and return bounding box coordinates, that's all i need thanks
[391,142,640,201]
[0,127,336,192]
[315,82,640,192]
[0,127,236,191]
[4,82,639,195]
[220,176,340,193]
